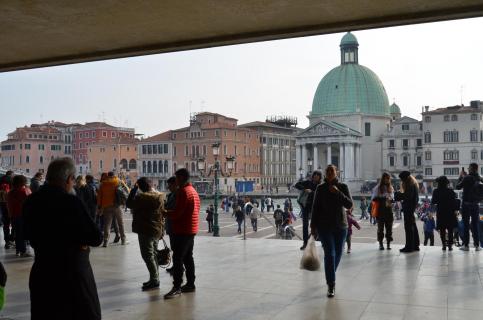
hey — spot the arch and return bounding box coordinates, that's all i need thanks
[120,158,128,169]
[129,159,136,170]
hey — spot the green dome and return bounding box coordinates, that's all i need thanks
[390,103,401,114]
[340,32,358,46]
[311,64,390,116]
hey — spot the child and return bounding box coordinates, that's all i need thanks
[346,209,361,253]
[422,212,436,246]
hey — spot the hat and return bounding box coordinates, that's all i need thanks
[398,171,411,180]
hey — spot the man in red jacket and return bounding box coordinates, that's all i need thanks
[164,168,200,299]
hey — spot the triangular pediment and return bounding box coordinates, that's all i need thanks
[297,119,362,137]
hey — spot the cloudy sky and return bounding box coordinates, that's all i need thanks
[1,17,482,139]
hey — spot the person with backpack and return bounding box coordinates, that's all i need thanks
[294,171,322,250]
[232,205,244,234]
[249,203,260,232]
[0,171,14,249]
[97,172,127,247]
[456,163,483,251]
[431,176,458,251]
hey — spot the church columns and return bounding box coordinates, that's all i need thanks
[357,144,362,179]
[296,145,301,177]
[301,144,307,176]
[327,143,332,167]
[345,143,354,179]
[313,144,319,171]
[339,142,345,180]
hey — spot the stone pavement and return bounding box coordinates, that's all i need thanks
[1,234,483,320]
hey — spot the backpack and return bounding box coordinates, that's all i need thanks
[274,210,283,222]
[250,207,260,220]
[115,184,128,206]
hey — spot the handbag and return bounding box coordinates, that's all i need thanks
[300,235,320,271]
[370,200,379,218]
[156,238,171,268]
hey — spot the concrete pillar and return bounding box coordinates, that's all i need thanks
[339,142,344,180]
[346,143,354,179]
[296,145,301,175]
[313,144,319,170]
[357,144,362,179]
[327,143,332,167]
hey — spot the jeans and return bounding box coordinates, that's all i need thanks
[138,234,159,282]
[237,220,242,233]
[207,220,213,233]
[251,218,257,231]
[302,208,309,243]
[318,228,348,285]
[13,216,26,254]
[171,234,195,288]
[461,202,480,247]
[102,206,125,242]
[424,232,434,246]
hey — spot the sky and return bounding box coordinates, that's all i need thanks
[1,17,483,140]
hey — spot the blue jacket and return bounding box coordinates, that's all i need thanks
[422,216,436,233]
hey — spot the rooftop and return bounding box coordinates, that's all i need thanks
[141,131,173,142]
[3,236,483,319]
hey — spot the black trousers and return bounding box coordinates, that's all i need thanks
[0,203,13,243]
[302,208,310,243]
[440,227,454,247]
[403,212,420,250]
[423,232,434,246]
[377,208,393,242]
[171,234,195,288]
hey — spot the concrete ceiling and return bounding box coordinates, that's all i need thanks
[2,1,483,72]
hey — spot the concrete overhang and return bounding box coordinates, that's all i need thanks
[2,1,483,72]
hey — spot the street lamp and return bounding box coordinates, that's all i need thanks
[307,158,313,173]
[197,142,235,237]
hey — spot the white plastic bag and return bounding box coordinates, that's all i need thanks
[300,235,320,271]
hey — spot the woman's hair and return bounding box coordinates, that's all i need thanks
[325,164,337,177]
[137,177,152,192]
[401,175,418,193]
[12,175,27,189]
[378,172,394,194]
[75,175,86,187]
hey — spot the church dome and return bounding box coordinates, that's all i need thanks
[311,32,390,117]
[390,102,401,115]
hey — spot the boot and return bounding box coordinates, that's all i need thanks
[386,240,391,250]
[379,241,384,250]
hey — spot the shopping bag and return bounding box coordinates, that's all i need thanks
[300,235,320,271]
[156,238,172,268]
[370,200,379,218]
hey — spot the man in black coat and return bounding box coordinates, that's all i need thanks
[394,171,420,253]
[23,158,103,320]
[294,170,322,250]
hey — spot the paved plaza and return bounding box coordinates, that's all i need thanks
[1,232,483,320]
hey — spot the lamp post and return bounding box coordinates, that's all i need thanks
[197,142,235,237]
[307,158,313,173]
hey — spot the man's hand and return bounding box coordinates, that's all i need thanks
[304,189,312,193]
[329,185,339,193]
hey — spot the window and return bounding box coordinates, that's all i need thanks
[142,145,147,154]
[129,159,136,170]
[403,155,408,167]
[102,131,107,137]
[173,146,177,157]
[443,150,459,160]
[26,156,30,163]
[451,115,458,121]
[389,156,395,167]
[444,115,450,121]
[470,130,478,142]
[424,132,431,143]
[416,156,422,166]
[215,130,220,137]
[425,151,431,160]
[39,156,43,164]
[153,144,158,154]
[111,132,115,138]
[444,167,459,176]
[38,144,45,150]
[471,114,478,120]
[443,130,458,142]
[142,161,146,173]
[185,132,188,139]
[164,160,168,173]
[185,145,188,156]
[147,161,152,173]
[402,124,409,131]
[203,145,206,155]
[223,144,227,155]
[425,168,432,176]
[416,139,422,147]
[153,161,157,173]
[402,139,409,149]
[147,145,152,154]
[389,140,395,148]
[164,144,168,154]
[471,150,478,160]
[25,144,31,150]
[364,123,371,136]
[224,130,227,137]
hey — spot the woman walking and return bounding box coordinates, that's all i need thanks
[371,172,394,250]
[7,175,31,257]
[431,176,458,251]
[311,165,353,297]
[395,171,420,253]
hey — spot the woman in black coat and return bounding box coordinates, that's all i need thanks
[431,176,458,251]
[310,165,353,298]
[394,171,420,253]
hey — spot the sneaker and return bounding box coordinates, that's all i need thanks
[180,284,196,293]
[475,246,481,251]
[460,246,470,251]
[142,281,160,291]
[113,235,120,244]
[327,285,335,298]
[347,249,351,254]
[164,287,181,299]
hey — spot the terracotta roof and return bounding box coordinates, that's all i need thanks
[423,105,482,115]
[195,112,238,121]
[141,131,172,142]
